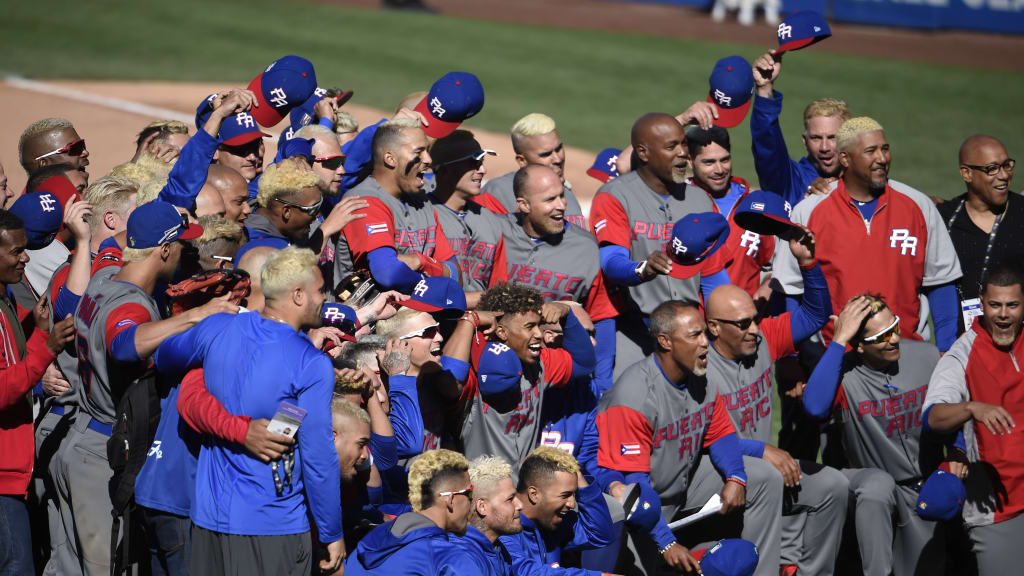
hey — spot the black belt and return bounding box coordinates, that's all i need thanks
[896,477,924,492]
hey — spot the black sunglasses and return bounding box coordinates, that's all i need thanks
[713,317,756,331]
[275,196,323,217]
[314,155,346,171]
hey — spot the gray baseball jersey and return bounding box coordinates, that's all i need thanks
[429,196,504,292]
[595,355,739,506]
[44,260,79,410]
[74,274,161,424]
[334,176,454,281]
[590,173,719,315]
[480,171,586,228]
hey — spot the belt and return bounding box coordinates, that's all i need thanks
[896,477,924,492]
[87,418,113,437]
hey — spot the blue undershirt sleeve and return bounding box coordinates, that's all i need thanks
[592,318,616,396]
[738,439,767,458]
[789,264,833,345]
[700,269,731,298]
[599,245,644,287]
[369,432,397,472]
[708,433,747,484]
[440,356,469,383]
[366,247,425,292]
[110,325,142,363]
[387,374,425,459]
[563,311,597,380]
[54,286,81,321]
[317,117,334,130]
[803,341,846,421]
[926,283,959,352]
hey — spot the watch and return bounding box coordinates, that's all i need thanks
[635,260,648,278]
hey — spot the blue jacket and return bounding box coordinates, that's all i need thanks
[159,129,219,210]
[438,525,513,576]
[749,90,821,208]
[345,512,454,575]
[499,483,614,576]
[133,383,200,517]
[154,312,342,542]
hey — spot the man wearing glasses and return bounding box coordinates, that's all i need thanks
[17,117,90,179]
[346,449,473,575]
[806,294,949,576]
[938,135,1021,334]
[705,228,849,576]
[248,157,325,244]
[292,124,347,198]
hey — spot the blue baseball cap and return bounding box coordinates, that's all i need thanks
[916,470,966,521]
[776,11,832,54]
[734,190,802,239]
[233,236,289,269]
[279,137,315,164]
[195,94,271,146]
[321,302,358,342]
[127,201,203,249]
[414,72,485,139]
[477,342,523,397]
[621,482,663,532]
[288,87,354,132]
[707,56,754,129]
[9,192,64,250]
[587,148,621,183]
[699,539,759,576]
[247,55,318,128]
[667,212,730,266]
[402,276,467,318]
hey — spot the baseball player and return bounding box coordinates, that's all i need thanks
[477,113,587,228]
[804,294,949,576]
[590,113,729,380]
[773,117,963,351]
[705,227,850,576]
[334,118,458,293]
[18,117,90,180]
[923,262,1024,575]
[595,300,783,576]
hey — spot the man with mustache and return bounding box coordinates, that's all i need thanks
[773,117,962,352]
[18,117,90,182]
[924,262,1024,575]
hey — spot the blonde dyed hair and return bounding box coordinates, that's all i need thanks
[142,119,189,136]
[334,373,368,396]
[395,91,428,115]
[803,98,851,127]
[511,113,556,153]
[194,215,243,245]
[837,117,884,153]
[84,176,138,234]
[334,111,359,135]
[260,246,318,300]
[373,307,422,339]
[136,178,168,206]
[331,397,371,426]
[257,157,320,208]
[134,149,174,180]
[122,246,156,263]
[408,449,470,511]
[469,456,513,499]
[526,446,580,475]
[107,162,155,186]
[294,124,337,143]
[18,117,74,170]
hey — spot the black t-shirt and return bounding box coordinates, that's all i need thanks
[937,192,1024,301]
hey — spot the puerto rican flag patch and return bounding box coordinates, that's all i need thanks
[620,443,641,456]
[365,224,389,236]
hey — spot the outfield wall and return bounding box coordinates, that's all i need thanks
[626,0,1024,34]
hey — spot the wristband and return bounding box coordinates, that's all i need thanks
[660,541,677,555]
[798,259,819,272]
[726,477,747,488]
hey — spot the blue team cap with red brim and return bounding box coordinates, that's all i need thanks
[247,55,318,128]
[775,11,832,54]
[707,56,754,129]
[668,212,730,266]
[413,72,485,139]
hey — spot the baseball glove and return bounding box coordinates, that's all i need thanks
[166,269,251,316]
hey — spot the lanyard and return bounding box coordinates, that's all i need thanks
[946,196,1007,297]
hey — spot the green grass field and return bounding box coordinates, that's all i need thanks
[4,0,1023,199]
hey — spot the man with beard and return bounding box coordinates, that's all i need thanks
[938,135,1022,333]
[924,263,1024,575]
[749,51,850,204]
[293,124,347,199]
[774,117,962,352]
[439,456,523,575]
[335,118,457,292]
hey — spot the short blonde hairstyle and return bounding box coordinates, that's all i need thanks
[18,117,74,170]
[469,456,513,499]
[134,149,174,180]
[194,215,244,245]
[511,113,556,153]
[122,246,156,263]
[334,373,368,396]
[331,397,371,426]
[373,307,422,339]
[395,91,428,115]
[107,162,155,187]
[260,246,318,300]
[136,177,168,206]
[526,446,579,475]
[257,157,320,208]
[803,98,851,126]
[141,119,189,136]
[837,117,884,153]
[408,449,470,511]
[334,111,359,135]
[84,176,138,233]
[294,124,337,143]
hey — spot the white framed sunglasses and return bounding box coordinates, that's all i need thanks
[399,322,440,340]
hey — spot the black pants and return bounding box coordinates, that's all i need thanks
[189,524,311,576]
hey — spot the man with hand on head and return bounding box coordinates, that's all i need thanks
[500,447,616,576]
[346,449,473,575]
[154,246,344,576]
[478,113,586,228]
[924,263,1024,575]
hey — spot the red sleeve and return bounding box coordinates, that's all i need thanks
[703,394,738,447]
[540,347,573,387]
[91,246,122,277]
[341,197,395,263]
[487,236,509,288]
[760,313,796,362]
[430,211,456,263]
[49,265,71,303]
[833,385,849,412]
[698,244,727,276]
[471,193,508,215]
[589,194,631,248]
[177,368,251,444]
[584,271,620,322]
[0,330,56,409]
[104,303,152,354]
[596,405,654,472]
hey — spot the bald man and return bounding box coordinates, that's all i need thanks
[205,165,252,224]
[235,244,280,311]
[195,185,227,219]
[590,113,729,381]
[704,228,846,575]
[938,135,1022,333]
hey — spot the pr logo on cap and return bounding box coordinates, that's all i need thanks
[707,56,754,129]
[414,71,485,139]
[775,11,832,54]
[247,55,318,127]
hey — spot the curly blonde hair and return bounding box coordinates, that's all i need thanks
[256,157,320,208]
[136,177,168,206]
[469,456,513,500]
[107,162,155,187]
[408,449,470,511]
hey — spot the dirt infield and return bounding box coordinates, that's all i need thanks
[329,0,1024,71]
[0,80,604,212]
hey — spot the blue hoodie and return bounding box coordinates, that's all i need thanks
[438,524,513,576]
[345,512,455,576]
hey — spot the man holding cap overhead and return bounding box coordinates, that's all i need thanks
[707,56,755,130]
[64,201,236,575]
[805,293,949,576]
[590,113,730,382]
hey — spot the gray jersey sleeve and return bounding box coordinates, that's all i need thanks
[771,191,830,296]
[923,330,975,412]
[888,180,962,287]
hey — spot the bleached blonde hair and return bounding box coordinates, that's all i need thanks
[18,117,74,170]
[107,162,155,187]
[121,246,156,263]
[136,178,168,206]
[256,157,320,208]
[803,98,851,127]
[331,397,371,426]
[837,117,884,153]
[373,307,422,339]
[260,246,318,300]
[84,176,138,234]
[334,373,368,396]
[134,149,174,180]
[334,111,359,135]
[469,456,513,500]
[194,215,243,245]
[141,119,189,136]
[511,113,556,153]
[294,124,337,143]
[408,449,470,511]
[526,446,579,475]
